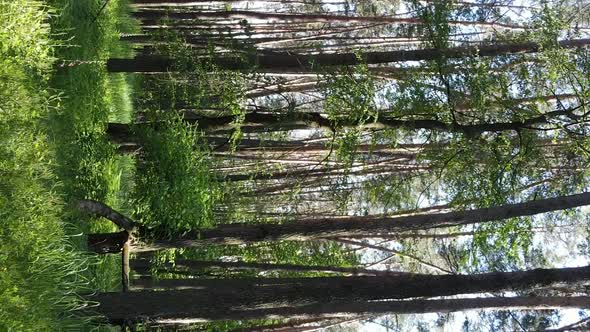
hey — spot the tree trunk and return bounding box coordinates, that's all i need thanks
[91,265,590,322]
[106,38,590,73]
[108,102,583,140]
[133,192,590,249]
[195,296,590,322]
[131,9,526,29]
[79,200,137,231]
[87,231,130,254]
[130,259,400,276]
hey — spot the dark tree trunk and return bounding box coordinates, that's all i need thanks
[87,231,129,254]
[91,265,590,322]
[133,192,590,249]
[199,296,590,322]
[130,259,400,276]
[108,103,583,141]
[131,9,525,29]
[79,200,137,231]
[106,38,590,73]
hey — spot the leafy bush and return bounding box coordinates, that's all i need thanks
[134,115,221,237]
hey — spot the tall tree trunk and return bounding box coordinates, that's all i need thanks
[131,9,527,29]
[106,38,590,73]
[91,265,590,322]
[113,297,590,325]
[132,192,590,249]
[130,259,399,276]
[107,102,584,141]
[196,296,590,322]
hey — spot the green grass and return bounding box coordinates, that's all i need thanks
[47,0,139,295]
[0,1,91,330]
[0,0,138,330]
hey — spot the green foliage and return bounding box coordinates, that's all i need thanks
[324,64,377,126]
[0,0,140,329]
[0,126,91,330]
[134,116,221,237]
[0,1,54,75]
[139,30,247,149]
[196,319,283,332]
[529,4,571,48]
[0,1,95,329]
[47,0,137,203]
[429,132,536,206]
[412,0,454,49]
[474,308,560,332]
[471,218,534,272]
[323,64,377,164]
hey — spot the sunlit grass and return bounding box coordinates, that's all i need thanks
[0,1,92,330]
[1,0,138,329]
[47,0,138,296]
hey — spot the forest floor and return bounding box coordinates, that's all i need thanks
[1,0,136,330]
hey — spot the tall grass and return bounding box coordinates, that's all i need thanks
[0,1,91,330]
[1,0,140,329]
[47,0,139,296]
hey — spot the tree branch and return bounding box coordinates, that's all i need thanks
[78,199,138,232]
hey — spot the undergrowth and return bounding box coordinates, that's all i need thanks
[0,1,90,330]
[1,0,139,330]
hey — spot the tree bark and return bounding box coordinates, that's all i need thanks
[134,192,590,249]
[197,296,590,322]
[78,200,138,231]
[108,102,585,141]
[106,38,590,73]
[109,296,590,324]
[91,265,590,322]
[131,9,527,29]
[130,259,400,276]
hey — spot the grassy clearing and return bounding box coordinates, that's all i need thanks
[1,0,138,330]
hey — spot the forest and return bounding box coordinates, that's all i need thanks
[2,0,590,331]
